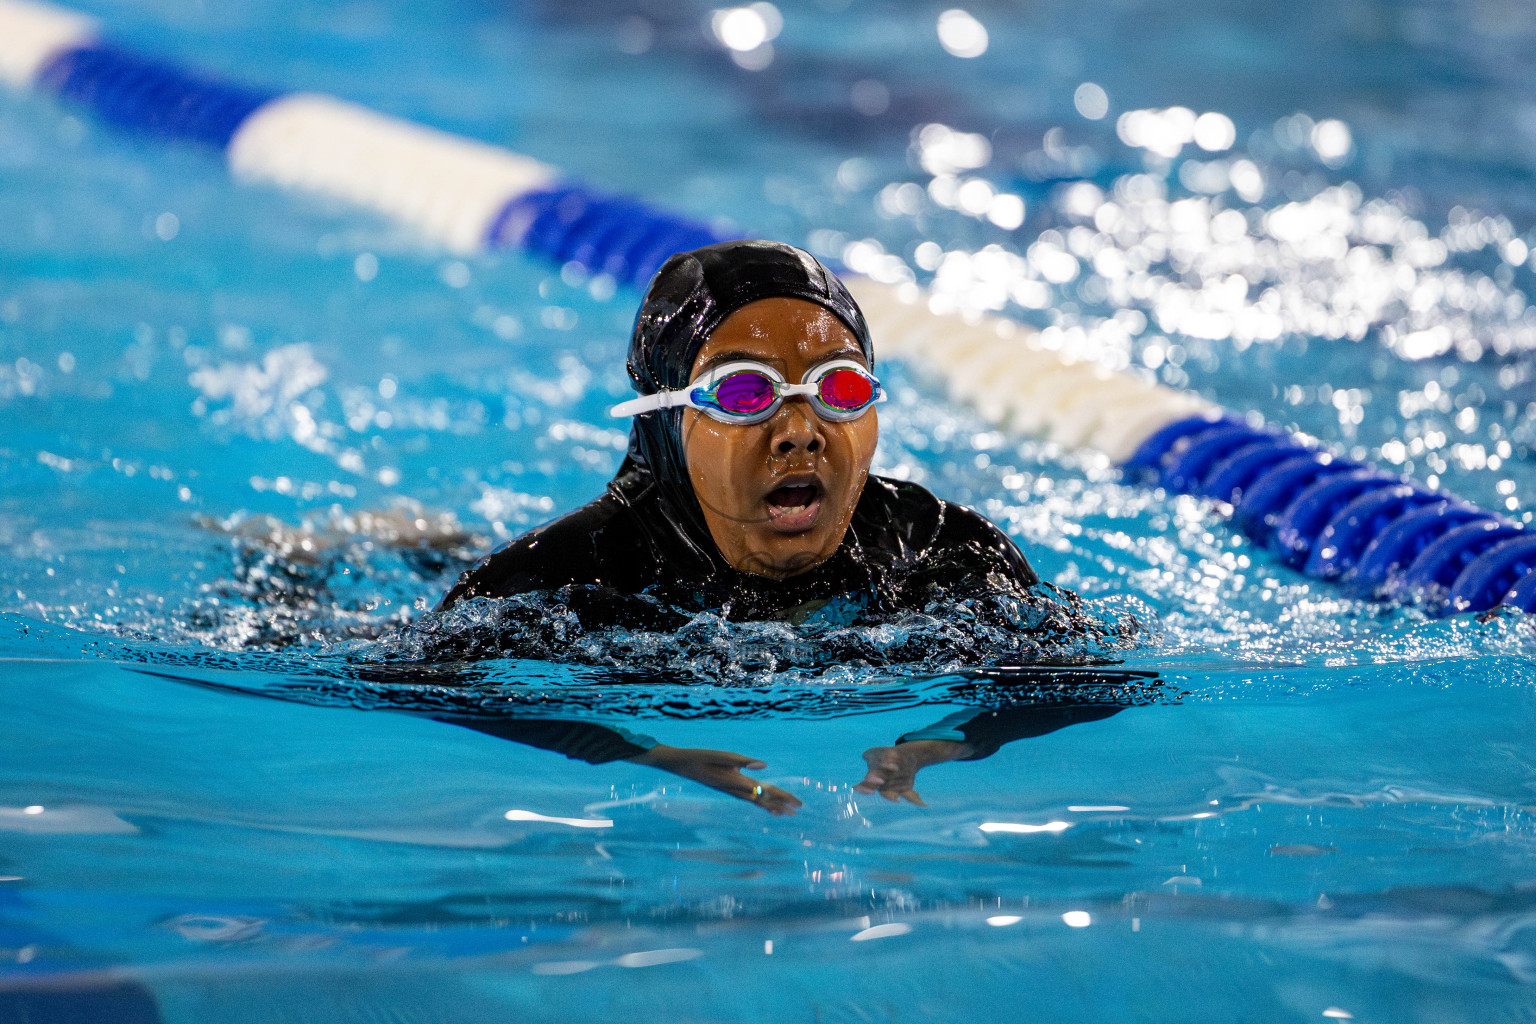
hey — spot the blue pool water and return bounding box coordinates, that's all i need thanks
[5,0,1536,1019]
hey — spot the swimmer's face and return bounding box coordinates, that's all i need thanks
[683,296,878,579]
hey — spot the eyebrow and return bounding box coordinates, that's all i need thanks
[697,346,866,372]
[698,349,784,371]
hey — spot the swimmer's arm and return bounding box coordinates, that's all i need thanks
[896,703,1123,761]
[628,744,802,816]
[434,716,656,764]
[854,704,1122,805]
[854,740,973,805]
[437,717,799,815]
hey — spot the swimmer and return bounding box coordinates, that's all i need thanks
[437,239,1052,812]
[440,239,1040,620]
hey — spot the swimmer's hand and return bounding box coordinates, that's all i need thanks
[853,740,974,806]
[628,744,803,816]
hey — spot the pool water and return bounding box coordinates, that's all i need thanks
[5,0,1536,1019]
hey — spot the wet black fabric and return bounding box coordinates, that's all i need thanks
[439,459,1039,622]
[435,716,652,764]
[897,704,1123,760]
[435,700,1121,766]
[623,239,874,562]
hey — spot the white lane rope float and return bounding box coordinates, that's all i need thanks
[2,0,1532,616]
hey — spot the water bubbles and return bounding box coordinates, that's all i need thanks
[1073,82,1109,121]
[711,3,781,69]
[1273,113,1315,151]
[895,122,1536,369]
[1062,182,1104,219]
[936,9,989,58]
[850,79,890,117]
[956,178,995,216]
[615,14,654,55]
[1192,112,1237,152]
[928,175,959,207]
[837,157,875,191]
[492,313,523,340]
[841,237,914,284]
[1028,237,1080,284]
[876,182,926,218]
[987,193,1026,230]
[159,502,488,649]
[921,157,1025,231]
[1310,119,1353,167]
[1117,107,1197,158]
[1227,159,1265,202]
[1115,107,1238,160]
[189,344,329,439]
[915,123,992,175]
[365,578,1153,680]
[712,4,779,51]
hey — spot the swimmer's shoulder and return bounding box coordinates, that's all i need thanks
[437,490,656,608]
[861,475,1039,589]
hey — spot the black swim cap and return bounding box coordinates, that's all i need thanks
[627,239,872,396]
[616,239,873,566]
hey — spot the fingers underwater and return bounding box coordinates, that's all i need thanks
[853,768,888,793]
[758,784,802,816]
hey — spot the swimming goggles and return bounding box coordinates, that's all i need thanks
[610,359,884,425]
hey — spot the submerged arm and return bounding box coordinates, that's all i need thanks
[856,703,1122,805]
[437,717,800,815]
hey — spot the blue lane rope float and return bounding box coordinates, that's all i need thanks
[1,0,1531,616]
[487,184,732,289]
[1126,415,1536,614]
[36,43,277,148]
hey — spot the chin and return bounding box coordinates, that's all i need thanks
[745,532,838,579]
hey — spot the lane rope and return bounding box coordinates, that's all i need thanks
[1,0,1528,615]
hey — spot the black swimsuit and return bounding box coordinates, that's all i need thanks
[440,457,1039,624]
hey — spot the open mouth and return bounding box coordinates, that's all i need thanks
[763,481,823,532]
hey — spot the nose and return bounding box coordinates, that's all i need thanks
[770,401,823,455]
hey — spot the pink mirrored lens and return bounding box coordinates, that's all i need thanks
[713,371,778,415]
[818,368,875,410]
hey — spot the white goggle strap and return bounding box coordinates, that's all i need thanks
[610,361,785,419]
[608,390,697,418]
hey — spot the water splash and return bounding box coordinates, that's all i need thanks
[355,579,1155,678]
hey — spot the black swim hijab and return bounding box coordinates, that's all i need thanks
[616,239,874,566]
